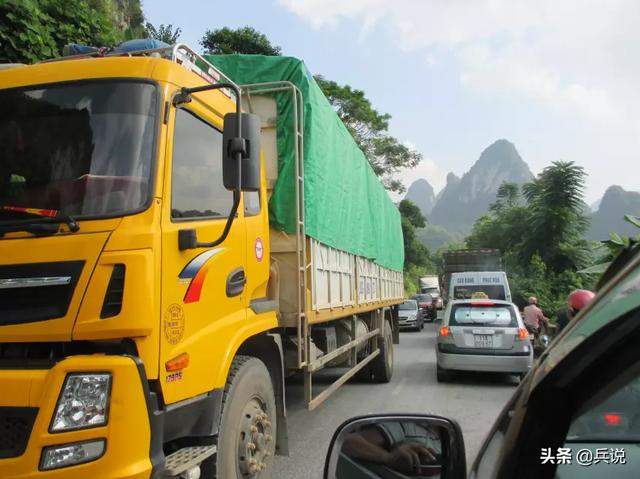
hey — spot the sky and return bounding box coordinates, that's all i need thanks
[145,0,640,203]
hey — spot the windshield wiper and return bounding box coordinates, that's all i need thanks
[0,215,80,237]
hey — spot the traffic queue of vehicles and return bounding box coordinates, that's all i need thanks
[327,244,640,479]
[0,42,404,479]
[404,250,533,385]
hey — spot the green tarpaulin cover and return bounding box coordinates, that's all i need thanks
[206,54,404,271]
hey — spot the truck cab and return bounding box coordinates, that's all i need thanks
[0,45,277,478]
[0,44,404,479]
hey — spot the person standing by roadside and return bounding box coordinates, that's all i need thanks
[523,296,547,334]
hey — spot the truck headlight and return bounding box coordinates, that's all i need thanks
[51,373,111,432]
[40,439,105,470]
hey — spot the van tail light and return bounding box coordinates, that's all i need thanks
[439,326,450,337]
[517,328,529,340]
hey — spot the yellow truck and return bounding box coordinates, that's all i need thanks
[0,44,404,478]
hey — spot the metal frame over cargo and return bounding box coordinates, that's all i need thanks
[239,80,403,409]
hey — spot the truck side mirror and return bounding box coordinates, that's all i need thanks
[324,414,466,479]
[223,112,261,192]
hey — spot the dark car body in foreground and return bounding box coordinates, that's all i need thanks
[468,246,640,478]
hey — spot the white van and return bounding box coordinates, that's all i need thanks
[449,271,511,302]
[419,275,440,295]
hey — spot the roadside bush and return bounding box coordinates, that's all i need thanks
[0,0,120,63]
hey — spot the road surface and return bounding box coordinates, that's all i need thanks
[272,322,516,478]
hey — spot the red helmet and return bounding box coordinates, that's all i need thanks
[567,289,595,312]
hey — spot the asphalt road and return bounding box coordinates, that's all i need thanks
[272,321,516,478]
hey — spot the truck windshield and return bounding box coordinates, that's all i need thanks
[0,81,157,222]
[453,285,506,300]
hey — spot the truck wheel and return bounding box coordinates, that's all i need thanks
[371,322,394,383]
[210,355,277,479]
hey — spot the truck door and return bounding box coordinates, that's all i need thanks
[160,105,247,404]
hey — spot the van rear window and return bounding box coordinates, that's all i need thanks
[453,285,506,300]
[450,304,517,327]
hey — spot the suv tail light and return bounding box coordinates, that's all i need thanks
[517,328,529,340]
[439,326,450,337]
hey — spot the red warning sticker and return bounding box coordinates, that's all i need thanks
[255,237,264,262]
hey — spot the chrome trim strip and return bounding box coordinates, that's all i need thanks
[0,276,71,289]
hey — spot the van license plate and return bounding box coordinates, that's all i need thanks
[474,334,493,348]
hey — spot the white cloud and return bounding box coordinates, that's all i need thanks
[280,0,640,201]
[279,0,640,128]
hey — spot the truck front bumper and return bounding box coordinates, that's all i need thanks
[0,355,154,479]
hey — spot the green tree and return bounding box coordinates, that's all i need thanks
[464,161,591,315]
[0,1,55,63]
[90,0,145,40]
[490,181,520,212]
[201,26,282,55]
[601,215,640,261]
[399,200,434,294]
[521,161,590,272]
[315,76,421,193]
[0,0,122,63]
[399,199,426,229]
[145,23,181,44]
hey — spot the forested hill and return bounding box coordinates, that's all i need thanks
[588,185,640,240]
[404,179,435,218]
[406,139,534,236]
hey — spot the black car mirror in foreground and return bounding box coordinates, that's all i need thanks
[324,414,466,479]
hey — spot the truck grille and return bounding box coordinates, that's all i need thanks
[0,407,38,459]
[0,261,84,326]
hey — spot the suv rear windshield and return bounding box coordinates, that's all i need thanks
[450,303,517,327]
[452,285,506,300]
[0,81,157,221]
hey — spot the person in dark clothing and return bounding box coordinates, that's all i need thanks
[556,307,571,333]
[556,289,595,333]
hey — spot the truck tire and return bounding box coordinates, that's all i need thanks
[371,322,394,383]
[208,355,277,479]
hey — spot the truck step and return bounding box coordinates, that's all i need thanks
[163,445,216,478]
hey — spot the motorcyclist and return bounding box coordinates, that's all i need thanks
[556,289,595,332]
[522,296,547,335]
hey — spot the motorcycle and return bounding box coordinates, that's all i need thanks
[527,321,552,357]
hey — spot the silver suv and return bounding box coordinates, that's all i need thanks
[436,299,532,382]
